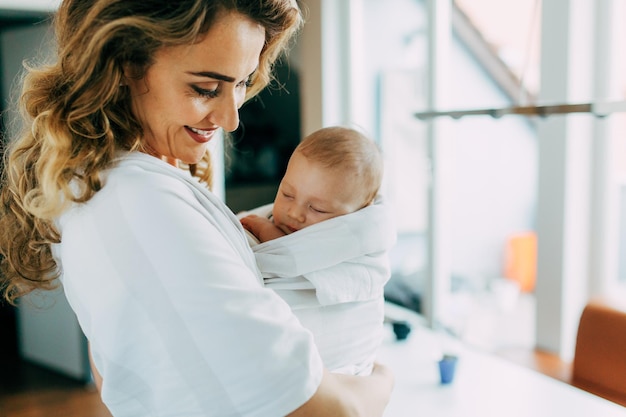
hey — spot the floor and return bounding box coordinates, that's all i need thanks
[0,303,109,417]
[0,360,111,417]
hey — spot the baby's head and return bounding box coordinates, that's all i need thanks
[272,126,383,235]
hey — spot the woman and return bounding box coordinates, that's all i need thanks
[0,1,393,416]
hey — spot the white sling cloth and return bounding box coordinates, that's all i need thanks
[240,198,397,375]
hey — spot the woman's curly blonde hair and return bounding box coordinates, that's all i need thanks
[0,0,302,304]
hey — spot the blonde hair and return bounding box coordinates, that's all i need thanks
[0,0,303,304]
[296,126,383,208]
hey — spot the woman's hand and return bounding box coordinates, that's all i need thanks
[287,363,394,417]
[88,343,103,393]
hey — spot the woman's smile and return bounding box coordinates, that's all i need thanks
[185,125,217,143]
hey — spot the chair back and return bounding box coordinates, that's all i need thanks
[572,298,626,407]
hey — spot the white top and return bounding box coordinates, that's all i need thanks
[240,201,396,375]
[54,152,323,417]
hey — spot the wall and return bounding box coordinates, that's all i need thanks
[1,21,90,380]
[224,59,302,213]
[0,0,59,11]
[364,0,537,287]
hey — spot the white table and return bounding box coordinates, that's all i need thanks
[376,322,626,417]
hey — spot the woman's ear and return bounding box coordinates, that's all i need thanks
[121,63,150,93]
[121,63,143,83]
[119,64,130,87]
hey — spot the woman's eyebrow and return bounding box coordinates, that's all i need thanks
[187,71,235,82]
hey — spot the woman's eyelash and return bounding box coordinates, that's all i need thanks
[239,78,254,88]
[191,85,218,98]
[191,79,251,97]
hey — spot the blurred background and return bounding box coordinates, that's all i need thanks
[2,0,626,394]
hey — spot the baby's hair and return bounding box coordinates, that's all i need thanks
[295,126,383,207]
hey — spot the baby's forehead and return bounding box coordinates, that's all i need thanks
[326,176,372,209]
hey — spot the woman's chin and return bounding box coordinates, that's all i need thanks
[179,149,209,166]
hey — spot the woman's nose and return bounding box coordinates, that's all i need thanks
[209,91,241,132]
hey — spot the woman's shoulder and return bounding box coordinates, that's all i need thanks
[109,152,190,182]
[60,152,198,226]
[102,152,198,199]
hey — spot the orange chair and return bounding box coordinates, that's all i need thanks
[572,298,626,407]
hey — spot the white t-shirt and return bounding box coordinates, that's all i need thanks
[54,152,323,417]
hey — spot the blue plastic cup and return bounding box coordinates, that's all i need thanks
[438,354,458,384]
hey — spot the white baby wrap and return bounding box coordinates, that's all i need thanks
[241,199,397,375]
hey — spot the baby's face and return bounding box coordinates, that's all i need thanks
[272,152,365,235]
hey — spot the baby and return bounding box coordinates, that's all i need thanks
[239,126,396,375]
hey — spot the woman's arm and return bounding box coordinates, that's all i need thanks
[90,344,393,417]
[88,343,103,392]
[288,364,394,417]
[89,346,393,417]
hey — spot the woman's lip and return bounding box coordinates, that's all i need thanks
[185,126,216,144]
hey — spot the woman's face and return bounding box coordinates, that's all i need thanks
[126,12,265,164]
